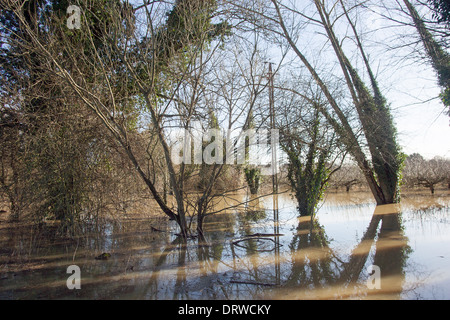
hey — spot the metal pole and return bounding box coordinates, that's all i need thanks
[269,63,280,285]
[268,63,278,194]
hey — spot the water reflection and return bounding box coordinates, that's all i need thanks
[0,191,449,299]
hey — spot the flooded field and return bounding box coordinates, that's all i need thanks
[1,190,449,300]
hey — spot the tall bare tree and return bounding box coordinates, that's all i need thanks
[238,0,405,205]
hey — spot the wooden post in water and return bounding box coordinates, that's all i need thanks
[273,193,281,285]
[268,63,278,194]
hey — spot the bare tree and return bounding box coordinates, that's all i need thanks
[404,153,449,193]
[0,97,27,221]
[328,163,365,192]
[273,75,344,216]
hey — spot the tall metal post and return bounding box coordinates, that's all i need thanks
[267,63,281,285]
[268,63,278,194]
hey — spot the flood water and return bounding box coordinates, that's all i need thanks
[1,190,449,300]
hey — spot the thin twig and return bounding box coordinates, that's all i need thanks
[230,280,279,287]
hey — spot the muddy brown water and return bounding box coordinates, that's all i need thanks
[0,190,449,300]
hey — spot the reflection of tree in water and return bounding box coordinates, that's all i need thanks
[285,217,338,290]
[282,206,412,299]
[111,203,412,299]
[0,195,420,299]
[372,211,411,297]
[244,195,266,222]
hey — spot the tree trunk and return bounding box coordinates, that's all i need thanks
[9,199,20,222]
[403,0,450,89]
[197,214,205,241]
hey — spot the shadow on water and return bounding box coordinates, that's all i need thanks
[0,190,449,299]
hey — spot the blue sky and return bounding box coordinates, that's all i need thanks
[385,58,449,159]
